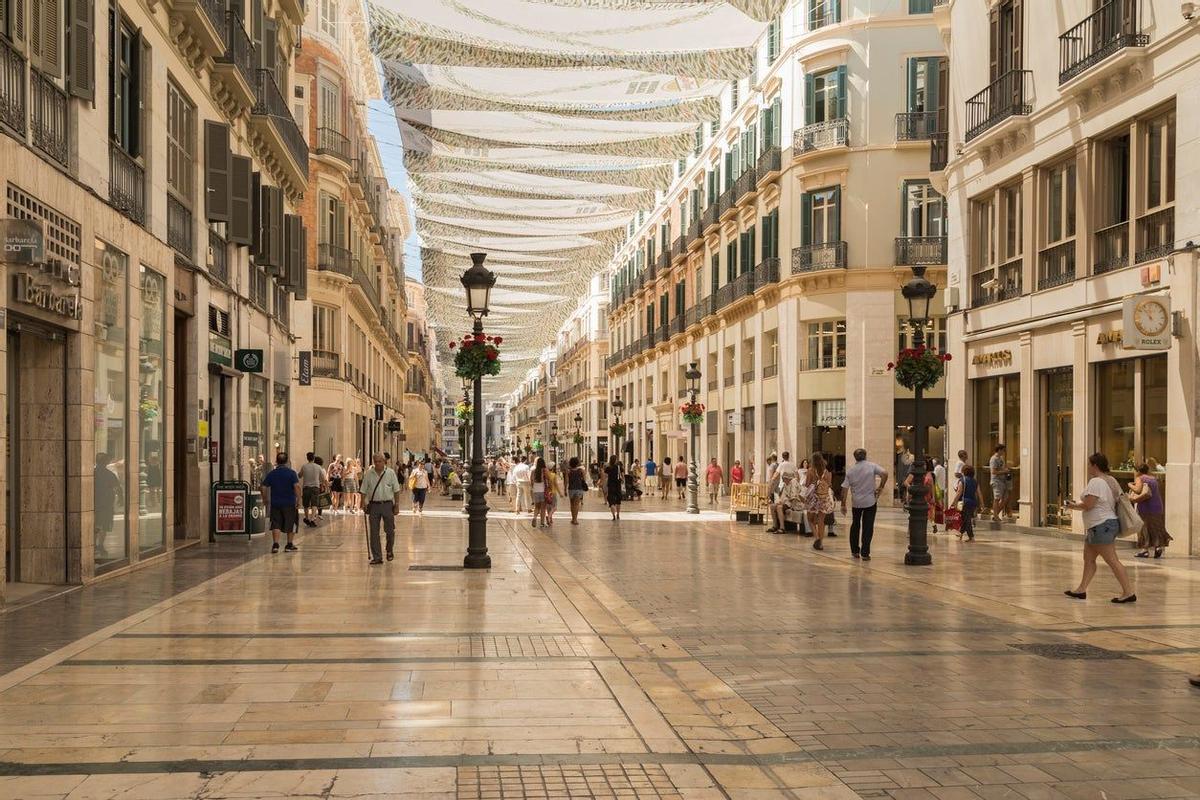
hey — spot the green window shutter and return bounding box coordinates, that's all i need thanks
[906,57,918,113]
[748,228,756,271]
[710,255,719,293]
[835,66,848,120]
[771,210,780,257]
[926,56,941,117]
[832,0,841,23]
[804,73,815,125]
[900,181,911,237]
[832,186,842,243]
[67,0,94,100]
[771,97,781,145]
[801,192,813,246]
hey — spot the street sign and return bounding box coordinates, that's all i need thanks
[235,348,264,372]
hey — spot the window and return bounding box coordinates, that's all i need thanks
[94,240,129,570]
[906,57,944,116]
[898,317,947,353]
[802,187,840,245]
[806,320,846,369]
[806,67,845,124]
[110,10,142,157]
[319,0,336,37]
[1145,110,1176,212]
[166,80,195,202]
[766,19,780,65]
[313,304,338,352]
[318,77,341,133]
[1043,158,1077,246]
[759,96,782,150]
[810,0,839,30]
[901,180,945,238]
[990,0,1023,78]
[761,209,779,260]
[729,80,739,112]
[909,0,935,12]
[1002,184,1022,262]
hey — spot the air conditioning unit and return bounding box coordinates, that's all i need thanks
[943,286,960,310]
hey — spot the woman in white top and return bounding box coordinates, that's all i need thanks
[1064,452,1135,603]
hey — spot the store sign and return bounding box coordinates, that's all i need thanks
[971,350,1013,367]
[5,219,81,320]
[298,350,312,386]
[815,399,846,428]
[1,219,45,263]
[209,333,233,366]
[1096,330,1123,345]
[212,480,248,535]
[235,348,264,372]
[242,432,261,447]
[1122,295,1171,351]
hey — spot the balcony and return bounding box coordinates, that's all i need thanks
[109,144,145,226]
[713,280,737,311]
[30,70,68,168]
[723,375,734,388]
[213,12,256,109]
[702,202,719,231]
[671,235,685,261]
[1037,241,1076,290]
[170,0,227,58]
[718,186,735,217]
[733,166,757,201]
[312,350,340,379]
[971,259,1023,308]
[808,4,839,30]
[209,230,229,285]
[895,236,947,266]
[315,127,352,164]
[792,242,847,273]
[317,243,352,275]
[0,36,26,136]
[756,146,781,183]
[896,111,939,142]
[684,305,702,330]
[251,69,308,186]
[655,250,669,273]
[276,0,305,26]
[707,378,718,391]
[753,257,780,288]
[799,355,847,371]
[964,69,1032,142]
[762,363,778,379]
[930,132,950,171]
[793,118,848,155]
[687,216,701,247]
[167,195,194,261]
[670,314,686,337]
[1093,221,1129,274]
[1136,208,1174,264]
[1059,0,1148,87]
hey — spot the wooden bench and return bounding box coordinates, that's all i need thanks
[730,483,769,525]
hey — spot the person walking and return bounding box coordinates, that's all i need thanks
[496,458,509,497]
[1130,464,1171,558]
[512,456,532,513]
[344,458,362,514]
[1064,453,1136,603]
[328,456,344,514]
[842,449,888,561]
[951,464,983,541]
[360,453,402,565]
[705,458,723,505]
[567,457,588,525]
[764,453,779,489]
[659,457,672,499]
[299,452,324,527]
[531,458,549,528]
[896,446,914,503]
[644,456,658,494]
[989,444,1012,522]
[604,455,624,521]
[805,453,834,551]
[545,462,564,525]
[408,460,430,515]
[730,460,745,485]
[673,456,689,499]
[260,452,301,554]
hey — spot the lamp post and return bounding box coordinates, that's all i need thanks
[461,381,471,515]
[685,362,701,514]
[611,393,625,467]
[461,252,496,570]
[574,413,583,462]
[901,266,937,567]
[551,421,559,465]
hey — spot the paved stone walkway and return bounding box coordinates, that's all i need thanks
[3,491,1200,799]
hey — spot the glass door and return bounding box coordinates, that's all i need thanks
[1043,369,1073,528]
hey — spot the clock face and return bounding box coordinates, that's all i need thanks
[1134,300,1168,337]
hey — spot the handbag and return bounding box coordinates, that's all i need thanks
[944,507,962,531]
[317,492,332,509]
[1103,474,1144,538]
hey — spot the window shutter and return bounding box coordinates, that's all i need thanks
[251,170,262,253]
[770,210,779,257]
[808,0,816,30]
[831,186,842,243]
[204,121,231,223]
[905,58,917,113]
[832,0,841,22]
[261,18,275,72]
[67,0,94,100]
[28,0,41,69]
[988,7,1000,80]
[835,66,847,121]
[37,0,62,77]
[900,181,910,237]
[935,57,949,132]
[925,57,940,118]
[127,25,141,156]
[295,224,308,300]
[283,213,301,288]
[229,155,253,245]
[5,0,28,53]
[107,3,118,137]
[1011,0,1023,71]
[267,186,284,272]
[801,192,813,246]
[771,97,781,145]
[804,73,815,125]
[760,215,769,260]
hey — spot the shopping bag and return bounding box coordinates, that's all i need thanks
[317,492,332,509]
[944,507,962,531]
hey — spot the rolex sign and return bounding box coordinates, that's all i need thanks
[1122,295,1170,351]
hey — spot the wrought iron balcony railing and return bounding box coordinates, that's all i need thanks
[31,69,68,167]
[215,11,257,96]
[0,35,27,136]
[312,350,340,379]
[895,111,939,141]
[253,69,308,177]
[167,195,194,261]
[1093,221,1129,275]
[792,242,847,273]
[671,235,685,259]
[753,257,780,288]
[1059,0,1148,85]
[1136,208,1174,264]
[756,145,781,179]
[734,166,757,200]
[718,186,735,215]
[317,242,352,275]
[965,69,1032,142]
[930,132,950,171]
[315,126,352,163]
[794,118,849,153]
[971,259,1023,308]
[1037,241,1076,290]
[109,144,145,225]
[895,236,948,266]
[687,216,701,245]
[702,202,719,230]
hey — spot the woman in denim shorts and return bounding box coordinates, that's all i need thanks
[1064,453,1136,603]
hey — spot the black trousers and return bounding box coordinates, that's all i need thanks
[849,503,878,556]
[367,501,396,560]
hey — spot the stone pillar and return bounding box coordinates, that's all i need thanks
[846,286,896,481]
[777,294,801,454]
[1017,331,1035,527]
[1070,321,1089,535]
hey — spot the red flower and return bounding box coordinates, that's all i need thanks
[486,351,497,361]
[887,362,895,370]
[493,336,503,345]
[475,333,486,343]
[942,353,953,362]
[448,341,456,349]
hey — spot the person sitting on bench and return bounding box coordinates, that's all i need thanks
[767,471,804,533]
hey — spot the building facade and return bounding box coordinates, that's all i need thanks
[552,276,610,466]
[1,0,308,600]
[508,360,556,459]
[604,0,948,486]
[402,278,439,456]
[293,0,410,466]
[942,0,1198,545]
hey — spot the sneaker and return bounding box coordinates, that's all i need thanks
[386,552,394,562]
[861,554,871,561]
[284,543,298,552]
[271,543,280,554]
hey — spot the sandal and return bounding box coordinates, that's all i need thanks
[1154,548,1164,558]
[1135,550,1150,558]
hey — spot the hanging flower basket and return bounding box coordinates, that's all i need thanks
[609,422,627,438]
[572,433,585,446]
[679,400,705,426]
[887,346,951,392]
[449,333,502,381]
[532,437,543,451]
[454,401,472,421]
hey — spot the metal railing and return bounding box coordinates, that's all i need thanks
[895,236,947,266]
[734,166,757,200]
[756,145,781,178]
[216,11,257,95]
[672,235,685,259]
[1037,241,1076,290]
[253,69,308,176]
[740,369,755,384]
[317,242,352,275]
[209,229,229,284]
[896,111,939,141]
[0,35,26,136]
[965,69,1032,142]
[707,379,718,391]
[794,118,849,153]
[754,257,780,287]
[353,262,380,310]
[656,250,670,273]
[702,202,719,230]
[194,0,228,38]
[31,70,68,167]
[315,126,352,162]
[109,144,145,225]
[684,305,702,330]
[762,364,778,379]
[799,355,847,371]
[1093,221,1129,274]
[792,242,847,272]
[718,186,735,215]
[971,259,1023,308]
[713,280,737,311]
[723,375,735,387]
[1136,208,1174,264]
[670,314,686,337]
[930,132,950,171]
[1059,0,1148,85]
[687,216,701,244]
[167,195,193,261]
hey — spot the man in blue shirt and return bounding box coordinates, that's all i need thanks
[644,457,657,493]
[260,452,302,554]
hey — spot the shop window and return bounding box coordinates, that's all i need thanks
[273,383,289,457]
[1097,355,1168,501]
[898,316,947,354]
[138,267,166,555]
[972,374,1020,515]
[247,376,268,466]
[94,240,129,571]
[806,320,846,370]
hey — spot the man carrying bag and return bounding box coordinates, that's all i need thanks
[360,453,402,565]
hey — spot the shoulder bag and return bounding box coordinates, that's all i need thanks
[1102,474,1144,538]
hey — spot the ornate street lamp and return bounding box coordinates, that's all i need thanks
[573,412,583,461]
[461,252,496,569]
[901,266,937,567]
[461,380,471,515]
[685,362,702,514]
[551,421,559,465]
[611,392,625,466]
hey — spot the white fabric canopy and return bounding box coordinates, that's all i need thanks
[368,0,772,399]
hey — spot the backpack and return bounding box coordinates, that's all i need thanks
[1102,474,1144,538]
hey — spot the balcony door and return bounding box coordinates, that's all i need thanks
[803,187,840,246]
[989,0,1023,80]
[319,78,341,136]
[902,180,946,238]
